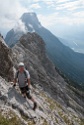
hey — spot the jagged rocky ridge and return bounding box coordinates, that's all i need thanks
[0,34,84,125]
[5,12,84,86]
[12,33,84,114]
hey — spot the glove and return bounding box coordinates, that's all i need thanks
[13,84,16,88]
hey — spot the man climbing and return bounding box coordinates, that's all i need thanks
[13,62,37,111]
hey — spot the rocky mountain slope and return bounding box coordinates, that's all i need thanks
[5,12,84,87]
[0,76,84,125]
[12,33,84,115]
[0,36,14,81]
[0,33,84,125]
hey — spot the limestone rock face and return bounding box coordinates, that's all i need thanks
[12,32,63,88]
[0,36,14,81]
[0,76,84,125]
[12,33,84,117]
[0,33,84,125]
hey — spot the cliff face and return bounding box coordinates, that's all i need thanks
[12,33,84,116]
[0,36,14,81]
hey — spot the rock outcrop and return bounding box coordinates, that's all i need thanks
[0,33,84,125]
[12,32,84,117]
[0,36,14,81]
[0,76,84,125]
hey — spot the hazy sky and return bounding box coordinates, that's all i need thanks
[0,0,84,38]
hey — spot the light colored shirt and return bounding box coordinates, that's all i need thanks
[15,70,30,88]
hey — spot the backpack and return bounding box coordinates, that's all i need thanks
[16,70,28,83]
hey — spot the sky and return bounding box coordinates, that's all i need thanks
[0,0,84,40]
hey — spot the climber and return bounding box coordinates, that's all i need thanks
[13,62,37,111]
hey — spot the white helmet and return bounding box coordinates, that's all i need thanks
[18,62,24,67]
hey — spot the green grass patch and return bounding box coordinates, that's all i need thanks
[0,113,21,125]
[40,91,62,110]
[80,119,84,125]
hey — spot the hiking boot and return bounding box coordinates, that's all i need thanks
[23,95,26,98]
[33,102,37,111]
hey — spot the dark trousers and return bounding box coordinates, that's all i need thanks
[20,86,32,99]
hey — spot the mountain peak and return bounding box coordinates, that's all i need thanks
[21,12,42,29]
[21,12,36,18]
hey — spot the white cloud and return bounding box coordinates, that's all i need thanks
[72,11,84,18]
[0,0,27,18]
[38,11,84,29]
[0,0,84,37]
[32,0,40,2]
[38,13,59,27]
[56,0,70,4]
[14,20,27,33]
[0,0,28,35]
[55,0,84,11]
[30,3,41,9]
[44,1,54,5]
[44,1,56,8]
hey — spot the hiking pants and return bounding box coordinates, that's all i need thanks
[20,86,32,99]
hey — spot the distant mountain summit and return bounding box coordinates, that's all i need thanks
[5,12,42,46]
[5,12,84,88]
[5,12,60,47]
[21,12,42,30]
